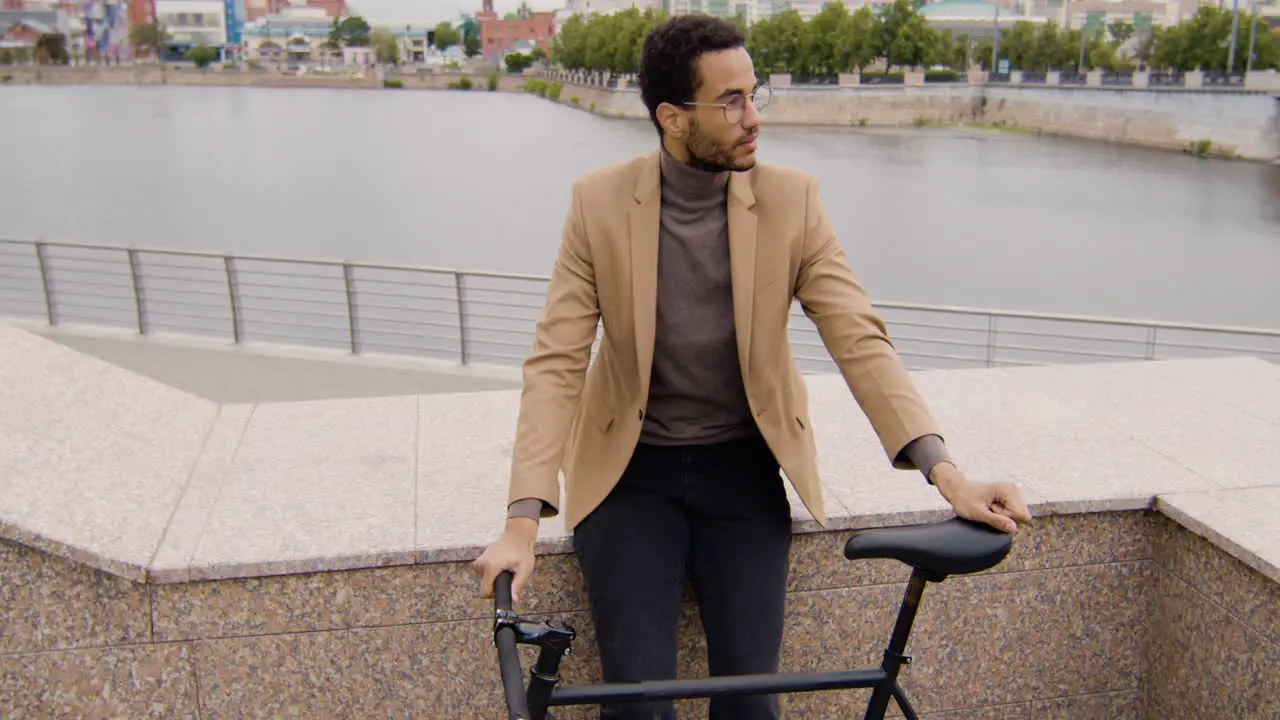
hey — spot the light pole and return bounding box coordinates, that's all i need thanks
[1226,0,1240,74]
[1245,0,1258,74]
[991,5,999,75]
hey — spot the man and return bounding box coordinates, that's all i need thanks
[473,14,1031,720]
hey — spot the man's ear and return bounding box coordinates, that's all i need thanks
[656,103,686,138]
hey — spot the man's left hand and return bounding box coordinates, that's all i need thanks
[930,463,1031,533]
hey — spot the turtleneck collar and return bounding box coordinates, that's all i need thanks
[659,145,729,199]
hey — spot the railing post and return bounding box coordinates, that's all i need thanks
[224,255,242,344]
[127,248,147,335]
[455,271,469,365]
[343,262,359,355]
[34,241,56,326]
[985,315,998,367]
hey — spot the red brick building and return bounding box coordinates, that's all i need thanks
[126,0,156,28]
[476,0,554,63]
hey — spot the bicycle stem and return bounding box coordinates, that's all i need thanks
[493,606,577,720]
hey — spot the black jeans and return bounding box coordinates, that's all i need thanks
[572,433,793,720]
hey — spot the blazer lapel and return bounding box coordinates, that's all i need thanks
[630,151,662,396]
[727,169,758,384]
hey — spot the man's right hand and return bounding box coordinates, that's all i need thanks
[472,517,539,607]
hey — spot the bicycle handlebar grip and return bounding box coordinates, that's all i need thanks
[495,569,515,612]
[493,570,530,719]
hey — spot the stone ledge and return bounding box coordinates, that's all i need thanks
[4,512,1275,717]
[1,322,1278,588]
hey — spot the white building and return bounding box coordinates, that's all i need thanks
[155,0,227,47]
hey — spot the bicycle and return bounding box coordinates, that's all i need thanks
[492,515,1015,720]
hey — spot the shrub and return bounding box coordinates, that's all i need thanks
[383,78,403,88]
[487,70,498,91]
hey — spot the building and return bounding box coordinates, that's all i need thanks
[155,0,227,48]
[127,0,155,28]
[476,0,554,63]
[239,4,331,60]
[0,10,64,55]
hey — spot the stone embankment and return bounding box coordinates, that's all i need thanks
[532,69,1280,162]
[0,64,529,92]
[5,64,1278,161]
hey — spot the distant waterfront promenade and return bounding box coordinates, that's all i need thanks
[5,63,1279,160]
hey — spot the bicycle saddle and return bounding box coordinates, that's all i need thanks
[843,517,1014,578]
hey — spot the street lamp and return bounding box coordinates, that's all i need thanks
[1226,0,1240,74]
[1245,0,1258,74]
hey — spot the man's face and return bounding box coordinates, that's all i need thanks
[681,46,763,172]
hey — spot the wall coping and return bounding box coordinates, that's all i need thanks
[2,322,1278,586]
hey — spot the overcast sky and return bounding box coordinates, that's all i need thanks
[346,0,563,23]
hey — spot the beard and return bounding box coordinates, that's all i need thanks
[683,116,757,172]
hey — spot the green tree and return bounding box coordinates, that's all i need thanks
[552,8,664,73]
[185,44,217,68]
[129,22,167,58]
[329,16,371,47]
[35,33,68,64]
[371,28,399,64]
[746,8,805,74]
[433,21,460,51]
[800,1,851,75]
[463,34,481,57]
[505,51,535,71]
[1108,19,1134,47]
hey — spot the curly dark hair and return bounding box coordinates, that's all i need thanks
[638,14,746,137]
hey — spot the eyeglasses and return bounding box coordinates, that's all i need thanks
[684,85,771,125]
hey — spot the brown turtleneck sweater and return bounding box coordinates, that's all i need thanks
[507,149,950,521]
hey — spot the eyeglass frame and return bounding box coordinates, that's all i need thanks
[682,84,771,125]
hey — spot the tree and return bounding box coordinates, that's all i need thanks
[329,16,371,48]
[552,8,665,74]
[433,21,460,51]
[371,28,399,64]
[505,51,534,71]
[463,34,481,57]
[185,44,217,68]
[1108,19,1134,48]
[129,22,167,58]
[35,33,68,64]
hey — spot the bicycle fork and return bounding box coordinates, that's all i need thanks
[863,568,933,720]
[494,611,577,720]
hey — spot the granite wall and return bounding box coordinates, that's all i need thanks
[3,510,1276,718]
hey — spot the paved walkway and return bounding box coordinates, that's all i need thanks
[19,324,521,403]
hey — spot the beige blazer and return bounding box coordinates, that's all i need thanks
[506,150,942,531]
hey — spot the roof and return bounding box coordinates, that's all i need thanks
[919,0,1005,18]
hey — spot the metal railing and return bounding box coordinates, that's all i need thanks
[2,238,1278,374]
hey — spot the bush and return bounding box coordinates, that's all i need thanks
[524,77,548,96]
[384,78,403,88]
[924,70,961,83]
[447,76,474,90]
[546,80,562,100]
[185,44,217,69]
[487,70,498,91]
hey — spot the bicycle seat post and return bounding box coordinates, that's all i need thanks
[863,567,938,720]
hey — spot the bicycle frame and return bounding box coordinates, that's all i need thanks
[492,516,1014,720]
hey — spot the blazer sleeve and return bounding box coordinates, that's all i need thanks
[506,180,601,515]
[792,175,944,470]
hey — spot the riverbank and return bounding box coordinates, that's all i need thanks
[525,74,1280,162]
[4,64,1278,161]
[0,64,531,92]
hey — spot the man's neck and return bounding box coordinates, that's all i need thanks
[659,142,729,198]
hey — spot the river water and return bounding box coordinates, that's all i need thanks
[1,84,1277,328]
